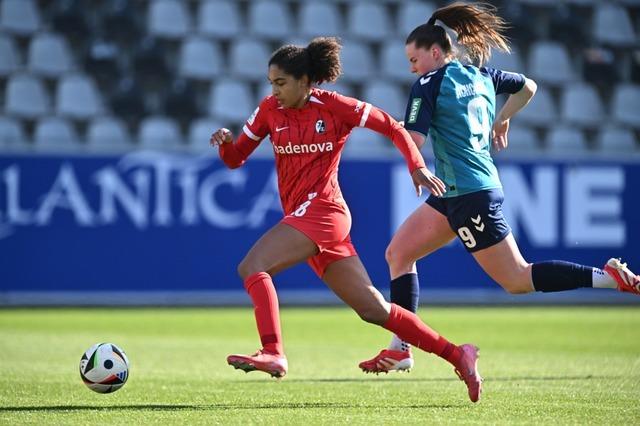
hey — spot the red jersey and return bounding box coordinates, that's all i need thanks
[219,88,425,215]
[245,89,372,213]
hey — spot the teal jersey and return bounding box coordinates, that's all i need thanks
[404,60,525,198]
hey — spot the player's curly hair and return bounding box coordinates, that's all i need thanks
[269,37,342,84]
[407,2,510,66]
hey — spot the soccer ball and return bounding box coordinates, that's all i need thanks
[79,343,130,393]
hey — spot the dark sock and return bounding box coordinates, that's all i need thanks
[390,273,419,313]
[532,261,593,292]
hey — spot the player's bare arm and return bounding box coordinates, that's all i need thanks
[492,78,537,151]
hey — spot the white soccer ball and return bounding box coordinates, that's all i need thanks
[79,343,130,393]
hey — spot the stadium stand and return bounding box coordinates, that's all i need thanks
[0,0,638,154]
[248,0,294,40]
[33,116,80,151]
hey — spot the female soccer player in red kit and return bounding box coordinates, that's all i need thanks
[210,37,483,402]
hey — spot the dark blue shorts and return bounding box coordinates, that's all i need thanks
[426,188,511,253]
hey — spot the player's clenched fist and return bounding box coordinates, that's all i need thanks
[210,128,233,147]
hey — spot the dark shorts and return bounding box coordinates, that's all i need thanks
[426,188,511,253]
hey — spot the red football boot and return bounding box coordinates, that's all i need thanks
[453,344,482,403]
[227,350,288,378]
[604,258,640,295]
[359,349,414,374]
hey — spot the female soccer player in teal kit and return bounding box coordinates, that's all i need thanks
[360,2,639,374]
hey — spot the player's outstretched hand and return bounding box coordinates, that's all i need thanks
[492,118,509,151]
[411,167,446,197]
[210,128,233,147]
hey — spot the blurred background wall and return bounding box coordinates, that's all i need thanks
[0,0,639,305]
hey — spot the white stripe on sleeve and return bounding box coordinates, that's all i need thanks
[359,103,372,127]
[242,125,261,141]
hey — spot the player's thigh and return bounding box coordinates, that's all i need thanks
[322,256,390,325]
[471,233,533,293]
[239,222,319,278]
[387,202,456,262]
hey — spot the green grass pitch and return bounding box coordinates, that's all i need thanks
[1,307,639,425]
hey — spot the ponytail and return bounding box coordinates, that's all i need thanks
[407,2,510,66]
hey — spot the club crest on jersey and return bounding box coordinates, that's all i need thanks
[315,120,326,133]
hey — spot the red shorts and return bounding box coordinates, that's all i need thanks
[281,196,357,278]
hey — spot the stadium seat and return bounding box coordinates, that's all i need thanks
[0,34,20,77]
[0,0,40,36]
[319,81,355,97]
[209,79,254,124]
[528,41,573,86]
[27,32,73,78]
[179,36,223,80]
[229,39,271,81]
[0,116,27,148]
[593,4,636,46]
[486,47,524,73]
[56,73,103,120]
[248,0,294,40]
[397,1,436,36]
[560,83,604,128]
[343,127,393,157]
[138,116,182,149]
[380,39,415,83]
[33,117,81,150]
[5,73,51,119]
[362,82,405,121]
[197,0,241,39]
[339,39,375,83]
[595,126,637,152]
[147,0,191,40]
[545,126,588,153]
[611,84,640,129]
[347,2,391,42]
[517,87,556,127]
[86,116,133,150]
[506,125,539,152]
[298,2,342,38]
[187,117,223,150]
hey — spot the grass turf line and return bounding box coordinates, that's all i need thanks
[0,307,639,425]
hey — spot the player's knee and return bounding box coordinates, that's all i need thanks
[385,244,410,271]
[237,258,258,281]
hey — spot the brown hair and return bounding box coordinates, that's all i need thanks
[406,2,510,66]
[268,37,342,84]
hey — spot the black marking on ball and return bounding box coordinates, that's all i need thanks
[104,359,114,369]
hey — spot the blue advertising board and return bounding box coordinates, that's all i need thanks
[0,151,638,305]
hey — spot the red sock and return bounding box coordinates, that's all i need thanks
[244,272,283,355]
[383,303,462,367]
